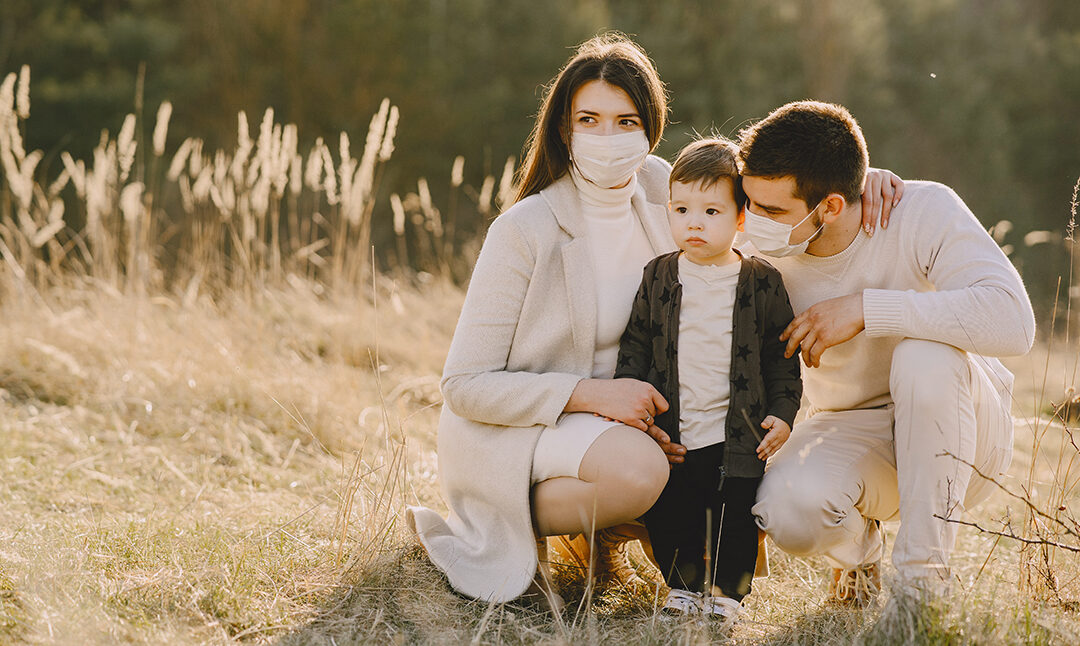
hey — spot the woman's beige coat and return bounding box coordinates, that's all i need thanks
[406,156,675,602]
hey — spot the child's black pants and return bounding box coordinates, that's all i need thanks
[643,441,760,600]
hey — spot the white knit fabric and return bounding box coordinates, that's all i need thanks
[570,167,657,378]
[675,253,740,449]
[753,181,1035,412]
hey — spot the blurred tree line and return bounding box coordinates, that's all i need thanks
[1,0,1078,314]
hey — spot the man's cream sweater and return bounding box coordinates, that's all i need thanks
[762,181,1035,412]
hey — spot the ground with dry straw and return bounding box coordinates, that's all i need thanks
[0,274,1077,645]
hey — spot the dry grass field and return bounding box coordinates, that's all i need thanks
[0,275,1078,645]
[1,68,1079,644]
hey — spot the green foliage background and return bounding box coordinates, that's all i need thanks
[2,0,1078,312]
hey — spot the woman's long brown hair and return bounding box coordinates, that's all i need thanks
[512,33,668,204]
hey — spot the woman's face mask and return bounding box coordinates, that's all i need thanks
[743,199,826,257]
[569,130,650,189]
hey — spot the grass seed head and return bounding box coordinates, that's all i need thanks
[117,114,137,182]
[152,102,172,157]
[15,65,29,119]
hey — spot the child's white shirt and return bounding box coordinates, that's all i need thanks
[676,253,741,450]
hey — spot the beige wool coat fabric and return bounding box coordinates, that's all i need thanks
[406,155,675,602]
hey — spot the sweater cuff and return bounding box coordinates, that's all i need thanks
[771,399,801,429]
[862,289,907,338]
[541,374,586,428]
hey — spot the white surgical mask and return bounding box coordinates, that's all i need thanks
[569,130,649,189]
[743,200,826,257]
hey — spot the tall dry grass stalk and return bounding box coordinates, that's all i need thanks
[0,69,508,303]
[1012,177,1080,603]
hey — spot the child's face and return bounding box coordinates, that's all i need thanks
[668,178,744,265]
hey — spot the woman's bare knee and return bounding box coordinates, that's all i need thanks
[580,425,668,518]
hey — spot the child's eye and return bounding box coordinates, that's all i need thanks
[674,207,687,214]
[706,208,719,216]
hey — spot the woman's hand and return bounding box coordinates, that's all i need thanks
[569,379,684,463]
[567,378,668,432]
[644,423,686,464]
[861,168,904,236]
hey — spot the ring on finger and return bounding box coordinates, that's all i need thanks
[644,414,653,424]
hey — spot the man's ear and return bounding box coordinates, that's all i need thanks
[820,194,847,224]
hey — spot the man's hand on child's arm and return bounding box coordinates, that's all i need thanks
[756,416,791,460]
[781,292,865,368]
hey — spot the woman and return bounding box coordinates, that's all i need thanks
[407,34,901,604]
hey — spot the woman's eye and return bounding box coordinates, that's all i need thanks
[620,119,640,127]
[578,116,595,124]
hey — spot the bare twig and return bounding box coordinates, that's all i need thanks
[934,514,1080,553]
[938,449,1080,540]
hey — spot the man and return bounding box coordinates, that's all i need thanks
[737,101,1035,604]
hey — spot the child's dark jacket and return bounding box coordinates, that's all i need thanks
[614,250,802,479]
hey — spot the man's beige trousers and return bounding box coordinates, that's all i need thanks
[753,338,1014,582]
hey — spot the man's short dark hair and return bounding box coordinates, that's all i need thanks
[669,137,746,208]
[737,101,868,207]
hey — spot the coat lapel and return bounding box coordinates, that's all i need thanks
[540,177,596,373]
[631,183,677,255]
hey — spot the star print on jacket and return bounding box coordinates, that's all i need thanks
[615,250,803,479]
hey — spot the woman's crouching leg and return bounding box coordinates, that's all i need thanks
[532,424,668,536]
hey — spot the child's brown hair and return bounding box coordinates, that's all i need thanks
[669,137,746,208]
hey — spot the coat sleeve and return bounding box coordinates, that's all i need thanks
[759,265,802,427]
[440,213,583,428]
[862,183,1035,357]
[614,263,655,381]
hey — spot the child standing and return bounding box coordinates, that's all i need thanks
[615,138,802,617]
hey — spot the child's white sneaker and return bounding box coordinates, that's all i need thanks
[701,593,743,621]
[661,587,702,617]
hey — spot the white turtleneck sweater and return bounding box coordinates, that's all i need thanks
[569,168,657,378]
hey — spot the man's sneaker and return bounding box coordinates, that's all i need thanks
[701,593,744,621]
[827,561,881,607]
[661,588,702,617]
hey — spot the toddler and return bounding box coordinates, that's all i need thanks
[615,138,802,618]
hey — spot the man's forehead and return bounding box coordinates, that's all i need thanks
[743,175,798,202]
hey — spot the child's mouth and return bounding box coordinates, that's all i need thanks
[686,237,706,245]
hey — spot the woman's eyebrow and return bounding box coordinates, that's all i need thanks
[574,109,640,117]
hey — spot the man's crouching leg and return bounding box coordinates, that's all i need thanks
[753,407,897,570]
[889,338,1013,589]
